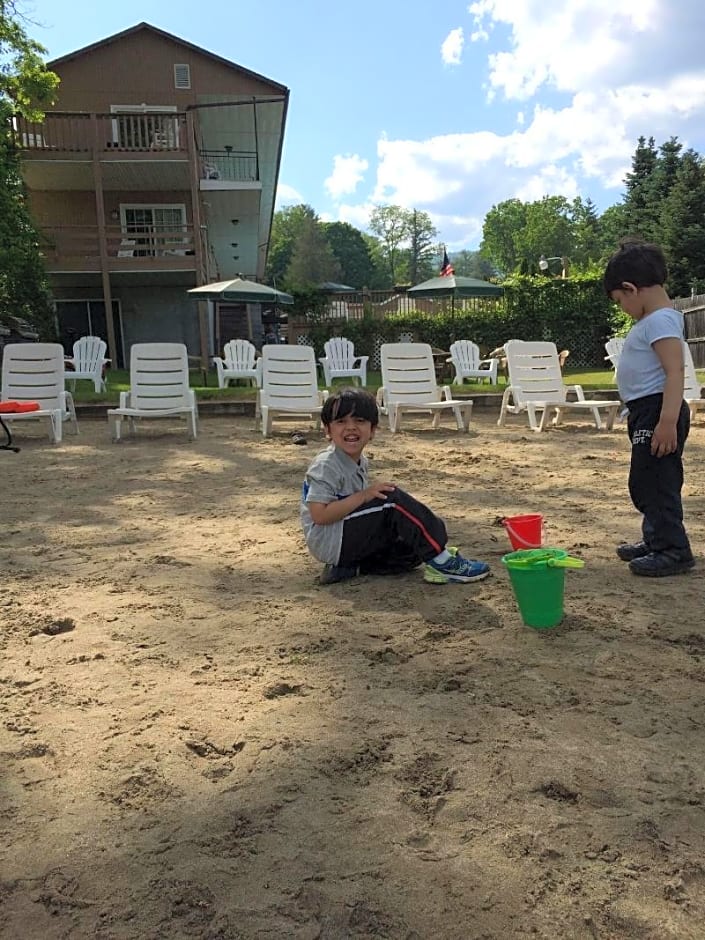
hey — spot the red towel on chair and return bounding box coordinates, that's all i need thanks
[0,400,41,413]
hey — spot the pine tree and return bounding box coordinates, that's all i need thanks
[622,136,659,240]
[660,150,705,297]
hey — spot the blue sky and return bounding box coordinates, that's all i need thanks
[22,0,705,251]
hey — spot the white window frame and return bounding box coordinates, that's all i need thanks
[119,203,188,257]
[174,64,191,89]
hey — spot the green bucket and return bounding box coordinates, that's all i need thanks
[502,549,584,630]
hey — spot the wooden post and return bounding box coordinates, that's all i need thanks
[186,109,209,370]
[91,113,118,365]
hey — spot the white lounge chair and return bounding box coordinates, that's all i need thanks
[604,337,625,379]
[0,342,78,443]
[212,339,262,388]
[107,343,198,441]
[499,340,619,432]
[258,344,328,437]
[683,340,705,422]
[318,337,368,386]
[377,342,473,433]
[65,335,110,393]
[446,340,499,385]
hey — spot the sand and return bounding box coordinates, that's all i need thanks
[1,408,704,939]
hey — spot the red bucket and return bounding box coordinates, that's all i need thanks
[502,513,543,550]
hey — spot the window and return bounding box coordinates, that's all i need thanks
[120,205,187,257]
[174,64,191,89]
[110,105,179,149]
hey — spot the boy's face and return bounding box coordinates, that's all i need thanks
[325,413,375,460]
[610,282,643,319]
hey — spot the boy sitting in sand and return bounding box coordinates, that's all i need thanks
[300,388,490,585]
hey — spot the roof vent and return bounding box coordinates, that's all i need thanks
[174,64,191,89]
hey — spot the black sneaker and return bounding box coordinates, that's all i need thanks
[629,551,695,578]
[616,541,651,562]
[319,564,359,585]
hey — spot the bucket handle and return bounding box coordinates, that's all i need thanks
[502,517,542,548]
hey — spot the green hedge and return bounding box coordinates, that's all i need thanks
[301,275,628,367]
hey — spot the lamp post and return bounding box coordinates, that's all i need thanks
[539,255,569,278]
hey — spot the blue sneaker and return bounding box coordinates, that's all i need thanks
[424,549,490,584]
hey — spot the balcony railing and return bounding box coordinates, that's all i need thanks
[201,149,258,182]
[40,225,197,268]
[14,111,188,153]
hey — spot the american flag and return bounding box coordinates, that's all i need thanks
[440,248,454,277]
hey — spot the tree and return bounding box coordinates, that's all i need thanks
[622,135,659,239]
[570,197,602,267]
[406,209,437,284]
[0,1,60,334]
[480,199,527,274]
[451,249,497,279]
[265,203,319,287]
[283,213,341,290]
[369,205,411,286]
[323,220,376,288]
[660,149,705,296]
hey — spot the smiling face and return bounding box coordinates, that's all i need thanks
[325,414,375,461]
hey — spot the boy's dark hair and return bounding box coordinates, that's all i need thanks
[603,238,668,294]
[321,388,379,427]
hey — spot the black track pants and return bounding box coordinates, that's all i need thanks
[337,487,448,572]
[626,394,691,554]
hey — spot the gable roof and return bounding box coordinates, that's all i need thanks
[49,22,289,96]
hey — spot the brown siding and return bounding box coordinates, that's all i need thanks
[29,190,193,225]
[51,31,281,112]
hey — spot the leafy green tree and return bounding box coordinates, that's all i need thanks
[323,220,376,288]
[451,249,496,279]
[0,0,60,334]
[265,203,319,287]
[283,213,341,290]
[369,205,411,286]
[571,197,602,267]
[660,149,705,296]
[360,232,393,289]
[622,135,659,239]
[598,203,629,255]
[406,209,437,284]
[480,199,527,274]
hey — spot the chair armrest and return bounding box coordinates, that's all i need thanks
[445,356,453,364]
[441,385,453,400]
[479,357,498,368]
[376,386,387,410]
[355,356,369,366]
[118,391,130,408]
[566,384,586,401]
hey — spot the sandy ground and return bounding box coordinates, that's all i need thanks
[1,406,705,940]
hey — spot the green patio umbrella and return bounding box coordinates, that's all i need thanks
[407,275,503,299]
[407,275,503,342]
[188,277,294,305]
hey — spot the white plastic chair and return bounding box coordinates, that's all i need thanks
[683,340,705,422]
[499,340,619,432]
[107,343,198,441]
[258,345,328,437]
[377,343,473,433]
[446,340,499,385]
[318,337,368,386]
[604,337,625,380]
[65,335,110,392]
[1,342,78,443]
[212,339,262,388]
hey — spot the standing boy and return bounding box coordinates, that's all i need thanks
[603,239,695,577]
[301,388,490,585]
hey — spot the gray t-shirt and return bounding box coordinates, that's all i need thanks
[617,306,685,403]
[301,445,369,564]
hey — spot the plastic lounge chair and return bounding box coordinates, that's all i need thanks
[683,340,705,422]
[377,342,473,433]
[604,337,625,380]
[107,342,198,441]
[498,340,619,432]
[0,342,78,443]
[318,337,368,386]
[258,344,328,437]
[446,340,499,385]
[212,339,262,388]
[65,335,110,392]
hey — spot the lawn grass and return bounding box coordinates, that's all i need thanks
[68,366,705,404]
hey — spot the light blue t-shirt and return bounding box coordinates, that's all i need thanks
[617,306,685,404]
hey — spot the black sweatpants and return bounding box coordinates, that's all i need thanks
[626,393,691,555]
[337,487,447,574]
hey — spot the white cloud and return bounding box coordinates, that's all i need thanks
[324,154,369,199]
[441,27,464,65]
[275,183,303,206]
